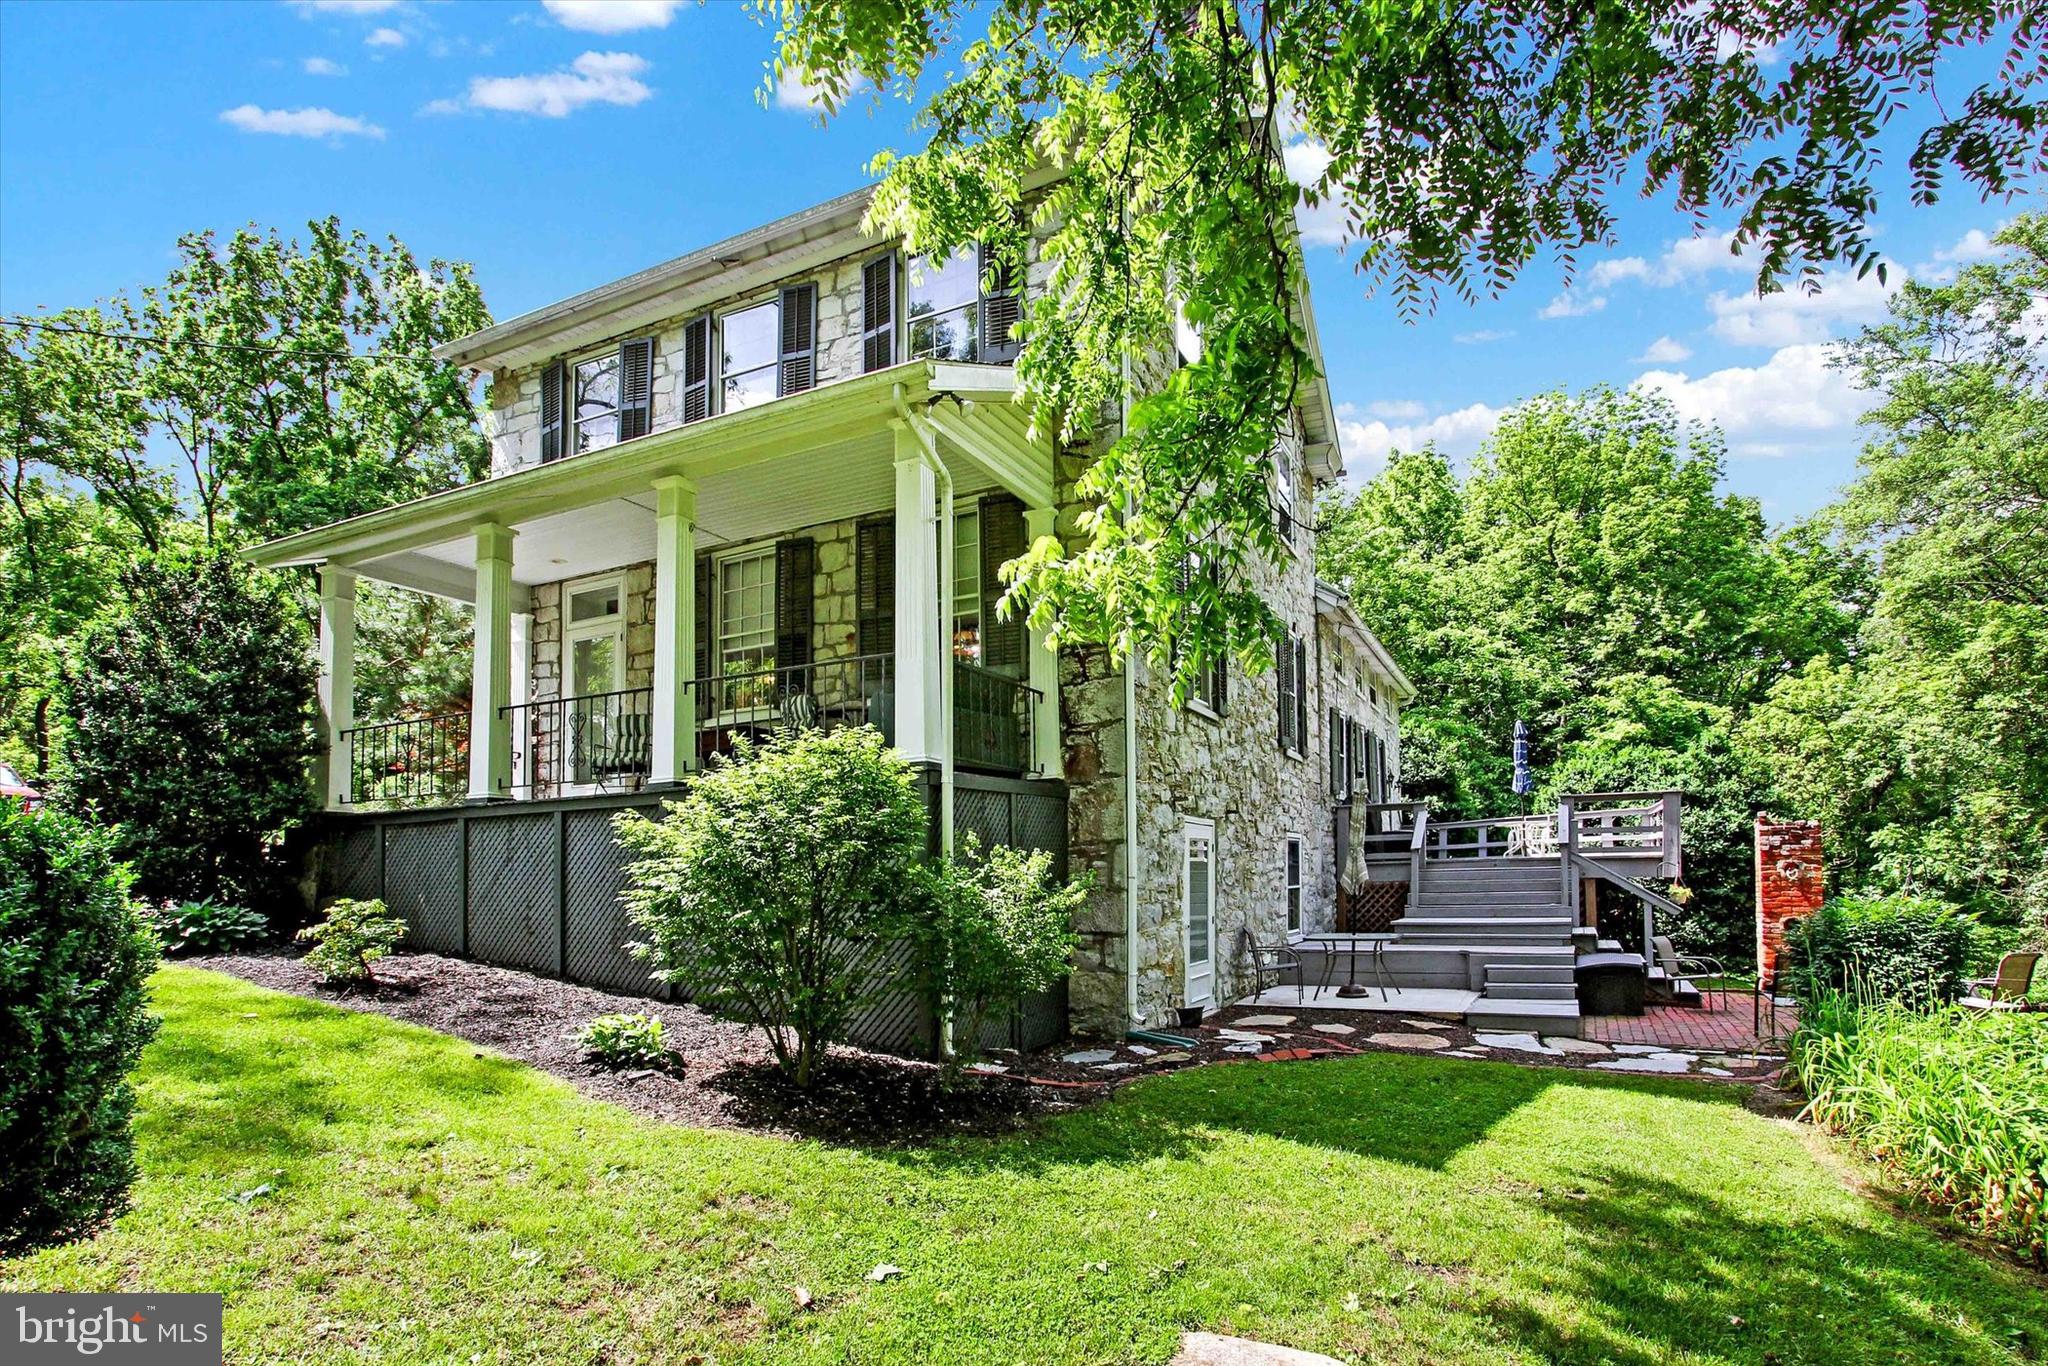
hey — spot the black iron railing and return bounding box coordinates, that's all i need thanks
[341,710,470,809]
[502,686,654,799]
[695,652,897,760]
[953,660,1038,776]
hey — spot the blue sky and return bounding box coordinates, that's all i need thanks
[0,0,2024,524]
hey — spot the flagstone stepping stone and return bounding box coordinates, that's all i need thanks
[1474,1032,1563,1056]
[1062,1049,1117,1065]
[1701,1066,1734,1077]
[1309,1023,1356,1035]
[1172,1330,1345,1366]
[1234,1014,1297,1027]
[1223,1042,1265,1053]
[1367,1032,1453,1051]
[966,1062,1011,1074]
[1095,1062,1137,1072]
[1609,1044,1669,1055]
[1443,1049,1487,1058]
[1588,1054,1694,1074]
[1400,1018,1453,1030]
[1216,1029,1275,1043]
[1149,1051,1193,1064]
[1542,1036,1612,1055]
[1126,1044,1158,1057]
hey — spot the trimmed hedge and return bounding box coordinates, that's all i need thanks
[0,802,160,1252]
[1781,895,1974,1005]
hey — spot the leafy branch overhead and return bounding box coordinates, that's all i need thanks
[763,0,2045,685]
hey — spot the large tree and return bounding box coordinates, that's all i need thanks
[765,0,2043,682]
[1742,215,2048,926]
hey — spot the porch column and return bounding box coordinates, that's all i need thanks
[893,429,944,763]
[315,564,356,812]
[1023,506,1063,777]
[468,522,516,802]
[649,474,698,786]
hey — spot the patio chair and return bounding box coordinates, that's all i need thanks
[1237,925,1304,1005]
[1651,935,1725,1010]
[1961,951,2040,1011]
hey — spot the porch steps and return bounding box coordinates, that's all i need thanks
[1378,853,1587,1036]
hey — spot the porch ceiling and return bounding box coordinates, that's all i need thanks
[248,361,1049,600]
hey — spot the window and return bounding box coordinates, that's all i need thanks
[1330,708,1350,798]
[907,245,1021,364]
[715,547,777,713]
[573,352,619,453]
[720,300,780,413]
[1183,819,1216,1007]
[1178,550,1227,717]
[1273,442,1296,544]
[541,338,653,462]
[1283,835,1304,937]
[1276,631,1307,755]
[953,509,982,661]
[564,577,625,787]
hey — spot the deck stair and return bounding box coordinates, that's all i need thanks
[1385,851,1584,1035]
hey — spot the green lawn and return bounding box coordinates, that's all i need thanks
[6,967,2041,1364]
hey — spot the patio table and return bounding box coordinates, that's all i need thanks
[1306,932,1392,1000]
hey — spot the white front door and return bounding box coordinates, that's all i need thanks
[1183,818,1217,1008]
[564,578,625,787]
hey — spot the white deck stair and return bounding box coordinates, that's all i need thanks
[1386,855,1584,1036]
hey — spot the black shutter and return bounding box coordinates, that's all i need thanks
[1330,707,1347,798]
[1205,560,1227,713]
[693,551,713,724]
[862,254,896,372]
[778,284,817,396]
[618,338,655,441]
[1378,735,1391,801]
[978,493,1027,674]
[856,516,895,657]
[978,240,1021,363]
[1294,635,1309,756]
[1362,725,1378,802]
[539,361,565,463]
[775,538,816,700]
[680,315,711,423]
[1275,632,1294,752]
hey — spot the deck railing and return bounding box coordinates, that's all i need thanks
[953,660,1039,776]
[503,686,655,798]
[694,652,897,759]
[339,710,470,809]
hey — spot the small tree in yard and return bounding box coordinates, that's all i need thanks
[1,803,160,1253]
[919,841,1084,1070]
[617,727,930,1090]
[296,898,406,985]
[57,552,318,907]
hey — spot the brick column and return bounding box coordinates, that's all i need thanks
[1755,816,1823,991]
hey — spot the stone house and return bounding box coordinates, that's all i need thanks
[249,181,1411,1038]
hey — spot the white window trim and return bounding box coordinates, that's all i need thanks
[708,541,779,725]
[715,292,783,417]
[1182,817,1218,1010]
[568,346,623,457]
[905,250,983,364]
[560,572,627,797]
[1282,833,1305,942]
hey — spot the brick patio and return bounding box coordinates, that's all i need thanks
[1585,990,1798,1053]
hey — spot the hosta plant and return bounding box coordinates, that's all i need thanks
[577,1013,674,1073]
[146,898,269,955]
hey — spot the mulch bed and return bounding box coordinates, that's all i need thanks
[185,952,1788,1145]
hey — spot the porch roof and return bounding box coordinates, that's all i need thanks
[246,360,1048,600]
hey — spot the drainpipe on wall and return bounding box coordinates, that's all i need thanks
[1121,347,1142,1030]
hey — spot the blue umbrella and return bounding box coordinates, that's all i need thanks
[1511,719,1533,797]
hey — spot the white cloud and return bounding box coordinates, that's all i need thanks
[463,51,652,117]
[1587,256,1651,288]
[1631,343,1866,457]
[1365,399,1428,420]
[1283,138,1354,248]
[220,104,385,139]
[1539,291,1606,320]
[1634,335,1693,364]
[1933,227,2002,266]
[1454,329,1512,344]
[1338,401,1504,478]
[294,0,398,12]
[1705,267,1896,347]
[772,67,871,112]
[303,56,347,76]
[542,0,683,34]
[365,26,406,48]
[1655,229,1744,283]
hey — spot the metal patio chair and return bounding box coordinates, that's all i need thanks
[1962,951,2041,1011]
[1237,925,1305,1005]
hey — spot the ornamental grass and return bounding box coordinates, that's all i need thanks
[1791,991,2048,1263]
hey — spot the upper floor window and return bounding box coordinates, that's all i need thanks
[1274,442,1297,544]
[573,352,619,454]
[721,299,781,413]
[908,245,1020,364]
[541,338,652,463]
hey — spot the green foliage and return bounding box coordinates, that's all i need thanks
[577,1013,673,1072]
[295,897,406,985]
[144,898,271,957]
[1792,994,2047,1263]
[1741,218,2048,924]
[56,552,318,905]
[766,0,2037,683]
[0,802,161,1253]
[617,726,932,1088]
[917,839,1085,1067]
[1783,897,1977,1006]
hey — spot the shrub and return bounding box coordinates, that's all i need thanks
[296,897,406,984]
[578,1013,673,1071]
[1791,993,2047,1263]
[1782,895,1975,1004]
[144,898,270,956]
[56,552,318,906]
[0,802,161,1253]
[917,840,1085,1068]
[617,727,931,1089]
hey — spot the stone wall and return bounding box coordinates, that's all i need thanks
[1755,816,1824,991]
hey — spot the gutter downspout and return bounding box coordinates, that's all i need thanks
[1120,349,1142,1029]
